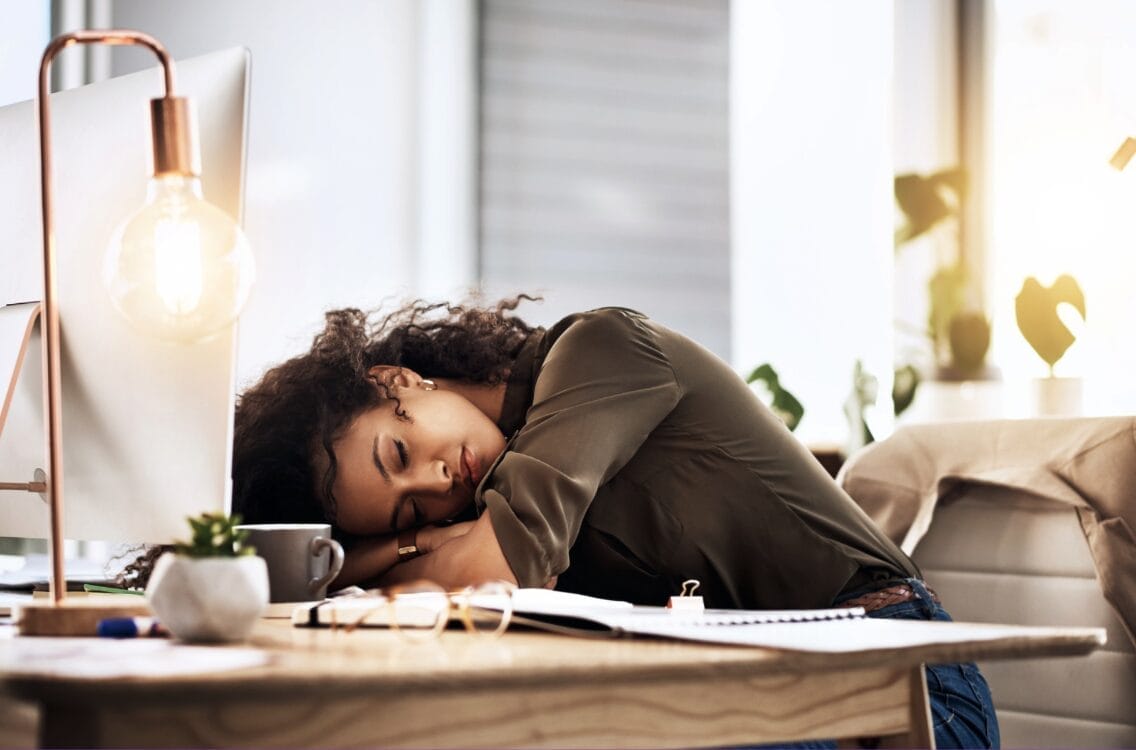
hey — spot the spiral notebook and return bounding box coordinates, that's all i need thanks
[508,589,866,639]
[292,588,866,643]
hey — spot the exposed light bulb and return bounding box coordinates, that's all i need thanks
[103,174,254,344]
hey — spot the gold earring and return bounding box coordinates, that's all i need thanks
[422,379,437,391]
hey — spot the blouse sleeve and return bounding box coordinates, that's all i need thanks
[477,308,681,587]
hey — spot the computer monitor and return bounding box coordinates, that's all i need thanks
[0,46,251,544]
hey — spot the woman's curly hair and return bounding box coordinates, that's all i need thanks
[231,296,538,530]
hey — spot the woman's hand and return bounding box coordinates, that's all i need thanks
[334,522,477,589]
[415,521,475,554]
[378,513,517,589]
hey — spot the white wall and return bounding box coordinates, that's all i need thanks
[731,1,895,447]
[415,0,478,302]
[0,2,49,106]
[892,1,958,374]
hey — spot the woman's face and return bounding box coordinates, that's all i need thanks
[327,374,507,535]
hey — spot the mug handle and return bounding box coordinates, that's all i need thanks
[308,536,345,595]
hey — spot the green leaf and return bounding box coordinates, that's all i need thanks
[844,360,878,449]
[927,263,969,350]
[894,168,966,246]
[747,363,805,432]
[892,364,920,418]
[172,511,257,558]
[1015,274,1086,371]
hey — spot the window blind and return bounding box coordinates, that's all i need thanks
[478,0,731,358]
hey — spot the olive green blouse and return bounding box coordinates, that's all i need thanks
[474,307,918,609]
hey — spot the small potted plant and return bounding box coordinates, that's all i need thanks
[895,168,995,381]
[146,512,268,643]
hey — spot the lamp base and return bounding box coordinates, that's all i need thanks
[17,598,151,636]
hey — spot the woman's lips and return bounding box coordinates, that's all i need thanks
[462,446,482,488]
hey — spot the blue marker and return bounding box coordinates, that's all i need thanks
[97,616,168,638]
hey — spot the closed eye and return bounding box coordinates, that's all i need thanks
[395,439,409,468]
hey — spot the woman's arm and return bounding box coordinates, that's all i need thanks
[377,514,515,589]
[475,310,681,587]
[335,522,480,587]
[334,534,400,588]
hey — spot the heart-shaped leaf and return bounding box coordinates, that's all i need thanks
[1014,274,1086,371]
[894,168,967,245]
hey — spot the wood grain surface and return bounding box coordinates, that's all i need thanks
[5,618,1104,748]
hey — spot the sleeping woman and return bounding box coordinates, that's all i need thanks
[231,297,999,749]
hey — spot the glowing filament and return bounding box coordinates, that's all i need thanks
[153,218,204,315]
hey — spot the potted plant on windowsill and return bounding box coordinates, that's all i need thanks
[146,512,268,643]
[894,168,996,384]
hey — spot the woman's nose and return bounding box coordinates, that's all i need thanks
[412,459,451,493]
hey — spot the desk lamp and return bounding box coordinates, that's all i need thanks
[19,30,254,635]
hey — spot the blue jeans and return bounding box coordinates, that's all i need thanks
[855,578,1000,749]
[751,578,1000,750]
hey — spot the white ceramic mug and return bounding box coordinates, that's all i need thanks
[236,523,345,602]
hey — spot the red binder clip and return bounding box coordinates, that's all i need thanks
[667,579,704,612]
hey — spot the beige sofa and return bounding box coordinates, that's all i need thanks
[838,417,1136,748]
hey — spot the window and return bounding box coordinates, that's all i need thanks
[477,0,731,358]
[985,0,1136,413]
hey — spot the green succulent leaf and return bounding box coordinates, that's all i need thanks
[173,512,256,558]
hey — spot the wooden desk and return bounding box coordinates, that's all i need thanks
[1,618,1103,748]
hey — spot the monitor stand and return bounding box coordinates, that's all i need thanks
[0,302,44,494]
[2,302,150,634]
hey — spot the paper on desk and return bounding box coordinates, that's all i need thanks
[623,617,1108,653]
[0,636,267,678]
[511,588,634,611]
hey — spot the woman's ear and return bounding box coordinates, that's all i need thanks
[366,365,422,391]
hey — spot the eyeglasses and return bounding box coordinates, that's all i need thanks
[331,580,515,641]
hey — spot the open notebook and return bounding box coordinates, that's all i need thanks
[289,588,1110,655]
[292,588,866,642]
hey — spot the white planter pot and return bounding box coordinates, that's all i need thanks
[146,553,268,643]
[1033,376,1083,417]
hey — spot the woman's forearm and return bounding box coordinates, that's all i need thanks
[378,513,519,589]
[335,534,400,588]
[336,514,524,590]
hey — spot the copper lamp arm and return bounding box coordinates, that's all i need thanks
[40,30,176,94]
[35,30,179,605]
